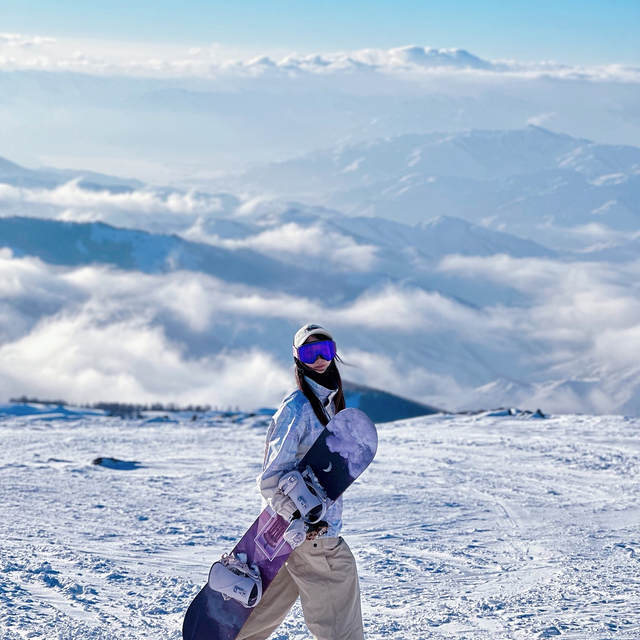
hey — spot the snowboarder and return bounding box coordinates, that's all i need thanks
[236,323,365,640]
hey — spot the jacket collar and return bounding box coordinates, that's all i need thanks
[305,376,338,406]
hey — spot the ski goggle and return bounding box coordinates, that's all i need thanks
[294,340,337,364]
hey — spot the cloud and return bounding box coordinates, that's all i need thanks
[340,347,465,410]
[274,45,494,74]
[0,244,518,409]
[0,35,637,83]
[0,249,493,407]
[1,243,640,414]
[0,180,233,236]
[327,285,487,333]
[0,180,223,216]
[0,249,84,345]
[438,254,613,295]
[437,253,640,410]
[0,254,294,406]
[439,253,640,335]
[526,112,557,127]
[0,33,55,48]
[183,220,379,272]
[0,311,292,407]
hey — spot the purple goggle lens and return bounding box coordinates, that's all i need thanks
[295,340,337,364]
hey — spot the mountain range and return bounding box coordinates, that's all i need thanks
[221,126,640,246]
[2,53,638,182]
[1,127,639,415]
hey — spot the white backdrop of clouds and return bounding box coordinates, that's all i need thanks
[0,180,228,232]
[183,221,379,273]
[1,35,638,82]
[0,180,222,213]
[1,245,640,413]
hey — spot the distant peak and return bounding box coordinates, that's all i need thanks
[0,155,29,172]
[416,215,472,231]
[387,46,492,70]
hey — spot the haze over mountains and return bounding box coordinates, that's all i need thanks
[2,42,639,181]
[1,126,639,415]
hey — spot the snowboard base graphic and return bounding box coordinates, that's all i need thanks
[182,407,378,640]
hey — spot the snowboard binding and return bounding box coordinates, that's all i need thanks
[208,553,262,608]
[278,466,328,525]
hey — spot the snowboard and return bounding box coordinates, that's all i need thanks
[182,407,378,640]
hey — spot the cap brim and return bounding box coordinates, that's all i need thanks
[293,325,334,348]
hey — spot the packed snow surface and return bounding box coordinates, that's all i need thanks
[1,409,638,639]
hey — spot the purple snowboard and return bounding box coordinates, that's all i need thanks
[182,408,378,640]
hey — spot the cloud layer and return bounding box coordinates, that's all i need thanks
[1,241,640,414]
[183,220,379,273]
[1,162,640,414]
[0,180,223,216]
[1,34,638,82]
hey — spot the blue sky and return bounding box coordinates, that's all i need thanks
[1,0,639,65]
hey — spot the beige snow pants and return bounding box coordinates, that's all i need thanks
[237,536,365,640]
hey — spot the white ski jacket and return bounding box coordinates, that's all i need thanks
[257,377,343,538]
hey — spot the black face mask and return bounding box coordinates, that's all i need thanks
[298,359,339,390]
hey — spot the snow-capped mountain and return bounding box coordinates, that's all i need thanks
[275,46,494,72]
[187,206,555,307]
[0,155,145,191]
[0,216,357,299]
[233,126,638,190]
[225,127,640,247]
[0,205,554,311]
[2,52,638,182]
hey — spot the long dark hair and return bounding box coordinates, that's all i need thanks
[295,343,345,426]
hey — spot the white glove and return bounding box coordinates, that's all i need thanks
[283,519,308,549]
[258,473,300,520]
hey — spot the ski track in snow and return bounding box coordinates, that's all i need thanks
[1,412,639,639]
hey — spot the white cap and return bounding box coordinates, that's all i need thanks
[293,323,334,348]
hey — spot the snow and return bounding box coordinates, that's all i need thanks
[231,128,640,237]
[1,409,638,639]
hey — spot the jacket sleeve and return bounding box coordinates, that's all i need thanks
[257,401,306,521]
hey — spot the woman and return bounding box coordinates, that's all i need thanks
[237,323,365,640]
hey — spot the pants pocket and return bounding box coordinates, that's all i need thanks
[292,537,340,574]
[325,537,356,573]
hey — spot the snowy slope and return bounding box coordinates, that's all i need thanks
[0,156,145,191]
[227,127,640,191]
[0,217,357,298]
[226,128,640,246]
[1,410,638,639]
